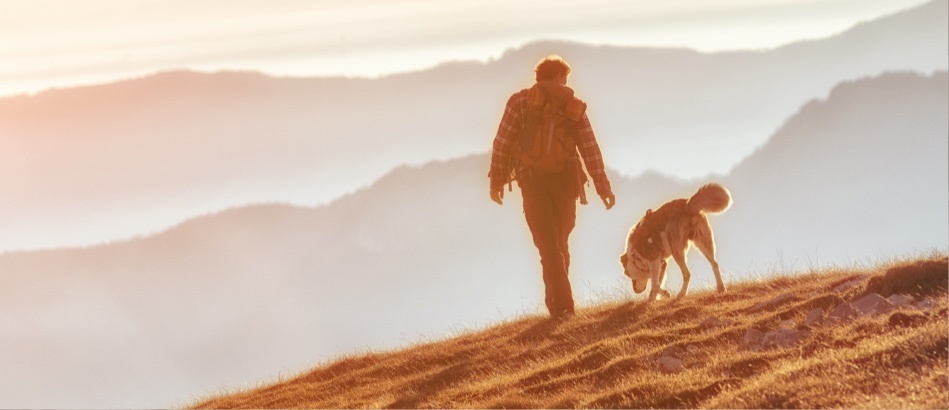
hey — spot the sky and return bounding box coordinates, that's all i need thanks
[0,0,932,98]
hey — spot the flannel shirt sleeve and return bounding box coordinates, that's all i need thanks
[575,112,613,197]
[488,93,520,190]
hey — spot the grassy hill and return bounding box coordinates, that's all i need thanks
[190,254,948,409]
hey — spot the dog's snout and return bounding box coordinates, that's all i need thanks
[632,279,646,294]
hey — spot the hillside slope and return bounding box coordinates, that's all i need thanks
[191,256,948,408]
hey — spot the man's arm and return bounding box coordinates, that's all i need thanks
[488,94,521,204]
[575,113,615,209]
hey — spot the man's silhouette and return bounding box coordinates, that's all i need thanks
[489,55,616,319]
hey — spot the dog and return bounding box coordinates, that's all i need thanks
[620,183,732,301]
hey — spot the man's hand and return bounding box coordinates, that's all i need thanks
[490,187,505,205]
[601,192,616,210]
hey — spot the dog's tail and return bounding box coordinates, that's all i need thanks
[687,183,732,214]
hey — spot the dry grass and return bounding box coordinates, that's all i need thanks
[190,254,948,409]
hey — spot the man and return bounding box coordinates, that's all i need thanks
[489,55,616,319]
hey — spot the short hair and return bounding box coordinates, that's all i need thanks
[534,55,571,81]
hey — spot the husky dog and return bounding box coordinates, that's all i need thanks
[620,184,732,300]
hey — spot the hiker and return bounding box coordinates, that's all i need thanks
[488,55,616,319]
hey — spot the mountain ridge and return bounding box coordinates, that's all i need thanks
[1,0,946,252]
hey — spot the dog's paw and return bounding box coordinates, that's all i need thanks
[659,289,672,299]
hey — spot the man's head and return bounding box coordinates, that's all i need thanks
[535,54,570,84]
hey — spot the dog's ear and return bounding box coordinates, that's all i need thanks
[646,208,653,215]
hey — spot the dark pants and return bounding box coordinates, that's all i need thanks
[521,172,578,316]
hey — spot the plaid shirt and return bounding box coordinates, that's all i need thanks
[489,87,613,197]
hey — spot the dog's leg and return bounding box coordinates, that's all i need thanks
[657,260,671,299]
[671,249,691,299]
[696,241,725,293]
[647,260,662,301]
[693,216,726,293]
[660,231,691,299]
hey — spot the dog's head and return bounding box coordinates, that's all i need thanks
[620,247,653,294]
[621,210,655,294]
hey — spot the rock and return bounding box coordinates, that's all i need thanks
[852,293,891,315]
[915,299,936,311]
[657,356,684,373]
[742,327,810,350]
[774,329,809,348]
[833,276,868,294]
[804,308,825,327]
[662,346,686,359]
[875,298,899,315]
[751,329,811,349]
[742,329,764,349]
[887,294,915,307]
[749,293,797,313]
[829,302,859,321]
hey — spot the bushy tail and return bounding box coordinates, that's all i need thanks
[687,183,732,214]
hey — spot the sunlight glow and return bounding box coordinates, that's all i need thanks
[0,0,931,97]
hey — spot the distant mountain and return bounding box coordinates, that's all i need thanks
[0,0,946,251]
[717,71,949,269]
[0,71,945,408]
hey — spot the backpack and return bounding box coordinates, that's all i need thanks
[516,82,587,173]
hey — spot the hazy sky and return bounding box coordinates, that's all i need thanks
[0,0,931,97]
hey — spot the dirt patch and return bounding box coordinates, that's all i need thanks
[386,363,472,408]
[669,305,703,321]
[305,354,377,382]
[649,378,742,408]
[575,345,617,371]
[486,397,543,409]
[584,386,651,408]
[593,357,649,384]
[641,305,702,327]
[864,258,948,298]
[888,311,929,329]
[799,294,847,312]
[513,318,565,344]
[833,339,858,349]
[725,356,771,378]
